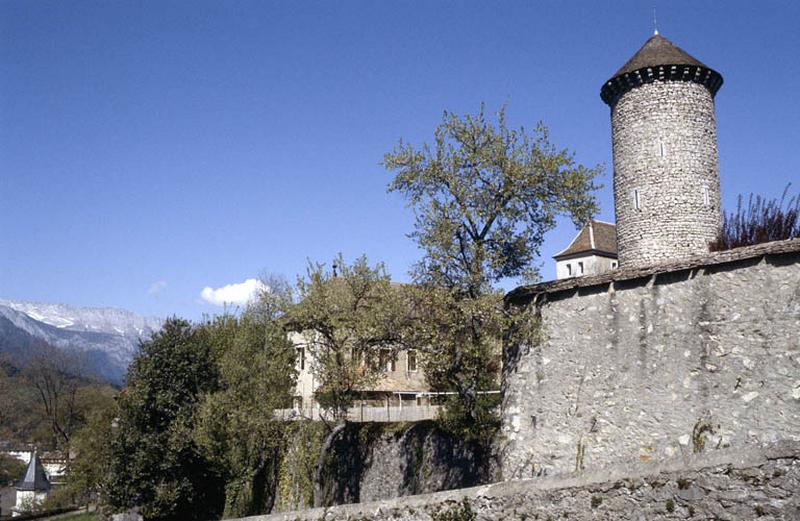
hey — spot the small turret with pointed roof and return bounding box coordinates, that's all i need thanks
[601,32,724,268]
[16,451,50,492]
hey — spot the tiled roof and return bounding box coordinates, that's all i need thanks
[553,220,617,259]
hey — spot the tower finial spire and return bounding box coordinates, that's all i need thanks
[653,7,659,35]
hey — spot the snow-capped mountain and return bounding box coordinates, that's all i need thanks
[0,300,162,385]
[0,299,162,339]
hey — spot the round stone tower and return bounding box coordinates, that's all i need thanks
[601,34,724,268]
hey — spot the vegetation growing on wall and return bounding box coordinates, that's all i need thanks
[275,421,326,512]
[711,183,800,251]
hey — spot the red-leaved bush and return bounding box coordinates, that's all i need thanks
[710,184,800,251]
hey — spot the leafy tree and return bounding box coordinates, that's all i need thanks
[66,392,118,505]
[287,255,409,422]
[105,318,224,521]
[0,452,26,486]
[194,277,297,518]
[383,105,600,440]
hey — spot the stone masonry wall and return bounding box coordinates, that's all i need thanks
[500,251,800,480]
[238,441,800,521]
[611,80,722,268]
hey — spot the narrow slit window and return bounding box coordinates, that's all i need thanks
[611,261,618,269]
[633,189,641,210]
[578,261,584,275]
[658,138,665,157]
[703,185,711,207]
[566,263,572,276]
[297,347,305,371]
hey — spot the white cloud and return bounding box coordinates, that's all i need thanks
[148,280,168,295]
[200,278,266,307]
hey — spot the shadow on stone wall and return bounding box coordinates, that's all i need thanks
[275,421,494,513]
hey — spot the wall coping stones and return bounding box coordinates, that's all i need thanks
[233,440,800,521]
[506,238,800,306]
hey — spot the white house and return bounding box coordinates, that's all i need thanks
[553,220,618,279]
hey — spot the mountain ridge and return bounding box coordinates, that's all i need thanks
[0,299,163,385]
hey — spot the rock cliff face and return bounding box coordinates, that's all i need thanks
[273,422,493,513]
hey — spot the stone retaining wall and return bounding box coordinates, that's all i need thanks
[501,244,800,479]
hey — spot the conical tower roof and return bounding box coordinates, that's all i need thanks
[600,33,723,106]
[16,451,50,491]
[613,34,707,77]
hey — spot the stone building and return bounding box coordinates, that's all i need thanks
[291,330,428,412]
[553,220,617,279]
[601,34,724,268]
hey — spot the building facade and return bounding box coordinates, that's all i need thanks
[291,331,429,412]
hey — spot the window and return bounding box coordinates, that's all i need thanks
[703,185,711,207]
[379,349,395,372]
[297,347,305,371]
[611,261,618,269]
[566,263,572,276]
[578,261,584,275]
[633,189,641,210]
[658,138,666,157]
[407,350,418,372]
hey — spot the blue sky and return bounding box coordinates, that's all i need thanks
[2,1,798,320]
